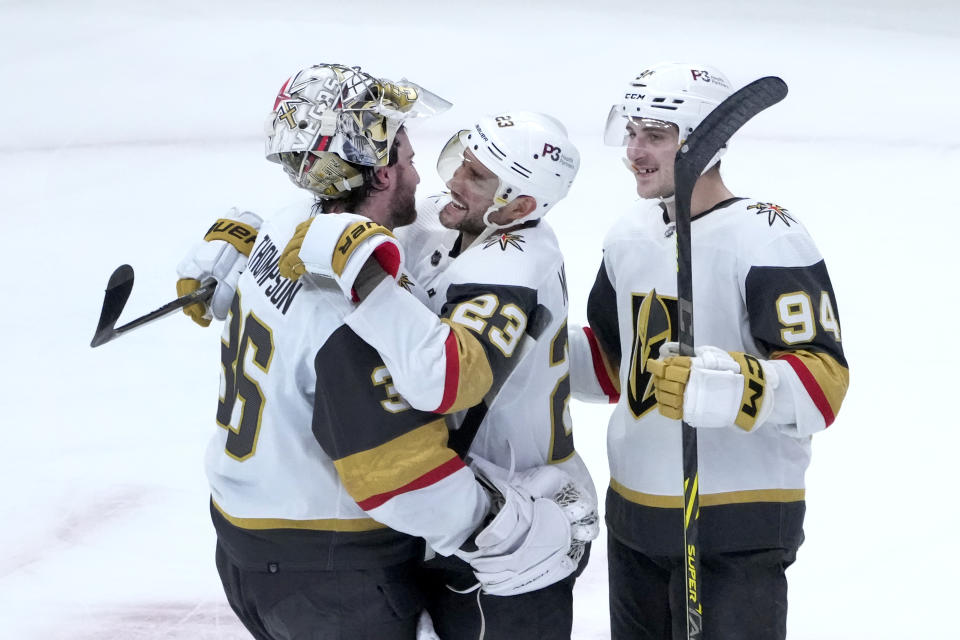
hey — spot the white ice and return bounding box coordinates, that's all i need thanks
[1,1,957,637]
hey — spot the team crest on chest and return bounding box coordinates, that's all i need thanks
[627,290,676,419]
[747,202,796,227]
[482,232,526,252]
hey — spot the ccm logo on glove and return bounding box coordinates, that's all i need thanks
[739,353,766,423]
[646,344,779,432]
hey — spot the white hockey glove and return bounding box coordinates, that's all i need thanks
[646,342,781,431]
[458,457,598,597]
[176,209,261,326]
[278,213,403,302]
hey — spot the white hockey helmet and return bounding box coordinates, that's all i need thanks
[265,63,451,199]
[604,63,734,169]
[437,111,579,226]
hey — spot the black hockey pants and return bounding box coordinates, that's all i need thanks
[418,543,590,640]
[608,533,796,640]
[215,542,423,639]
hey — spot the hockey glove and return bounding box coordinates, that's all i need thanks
[646,342,780,431]
[458,457,598,597]
[176,209,261,326]
[277,213,403,302]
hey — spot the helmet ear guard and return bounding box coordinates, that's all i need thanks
[265,63,450,199]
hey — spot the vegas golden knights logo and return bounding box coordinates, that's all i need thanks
[626,290,678,419]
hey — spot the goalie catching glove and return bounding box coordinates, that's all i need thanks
[457,456,599,597]
[176,209,261,326]
[277,213,403,302]
[646,342,781,431]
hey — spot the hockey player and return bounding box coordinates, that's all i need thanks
[177,64,593,640]
[567,62,850,639]
[277,110,598,639]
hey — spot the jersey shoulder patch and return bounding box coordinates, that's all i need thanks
[744,200,798,228]
[450,227,561,289]
[480,230,527,252]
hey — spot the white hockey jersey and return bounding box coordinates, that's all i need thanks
[569,197,848,555]
[345,196,596,503]
[205,201,490,570]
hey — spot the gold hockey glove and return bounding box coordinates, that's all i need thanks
[176,209,261,326]
[278,213,402,302]
[646,343,780,431]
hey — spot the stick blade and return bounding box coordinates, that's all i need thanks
[91,264,135,347]
[676,76,788,182]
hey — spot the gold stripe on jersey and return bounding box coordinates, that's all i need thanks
[331,221,397,277]
[334,418,458,503]
[440,319,494,413]
[771,349,849,423]
[597,339,621,394]
[611,479,805,508]
[211,499,387,532]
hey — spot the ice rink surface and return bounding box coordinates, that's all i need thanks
[1,1,958,637]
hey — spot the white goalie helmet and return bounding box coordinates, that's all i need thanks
[437,111,579,226]
[265,63,451,199]
[604,62,734,170]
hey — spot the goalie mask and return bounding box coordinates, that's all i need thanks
[604,62,733,171]
[436,111,579,229]
[265,63,451,199]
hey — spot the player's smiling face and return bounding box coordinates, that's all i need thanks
[624,118,681,199]
[439,148,501,235]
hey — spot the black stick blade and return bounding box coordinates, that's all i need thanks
[675,76,788,187]
[674,76,789,356]
[91,264,134,347]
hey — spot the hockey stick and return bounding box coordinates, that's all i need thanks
[673,76,788,640]
[90,264,216,347]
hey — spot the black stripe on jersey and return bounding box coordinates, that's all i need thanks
[745,260,848,368]
[605,488,805,556]
[447,402,488,460]
[587,258,621,363]
[312,325,440,460]
[440,282,539,389]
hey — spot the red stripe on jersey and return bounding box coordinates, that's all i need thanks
[314,135,332,152]
[372,243,401,278]
[583,326,620,403]
[434,331,460,413]
[356,456,465,511]
[777,353,836,427]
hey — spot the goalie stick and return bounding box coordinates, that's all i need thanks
[90,264,215,347]
[673,76,788,640]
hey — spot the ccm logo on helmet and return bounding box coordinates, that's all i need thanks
[624,93,646,100]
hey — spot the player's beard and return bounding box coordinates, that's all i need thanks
[387,177,417,229]
[439,200,488,238]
